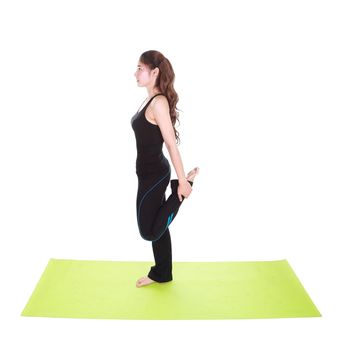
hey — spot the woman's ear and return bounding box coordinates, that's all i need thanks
[153,67,159,77]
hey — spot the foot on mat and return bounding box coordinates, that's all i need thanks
[136,276,156,288]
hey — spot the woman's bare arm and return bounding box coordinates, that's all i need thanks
[151,96,187,184]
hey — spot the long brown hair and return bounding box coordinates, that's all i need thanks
[139,50,181,145]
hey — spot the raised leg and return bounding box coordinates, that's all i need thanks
[150,179,193,242]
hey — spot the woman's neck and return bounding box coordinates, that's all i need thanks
[147,88,161,98]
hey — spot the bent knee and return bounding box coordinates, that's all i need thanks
[139,231,154,241]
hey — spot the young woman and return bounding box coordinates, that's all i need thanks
[131,50,199,288]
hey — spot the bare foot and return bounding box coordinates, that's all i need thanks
[186,167,200,182]
[136,276,156,288]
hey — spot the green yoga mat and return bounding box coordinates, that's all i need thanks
[21,258,321,320]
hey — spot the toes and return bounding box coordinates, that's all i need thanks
[136,276,154,287]
[186,168,199,181]
[136,277,145,286]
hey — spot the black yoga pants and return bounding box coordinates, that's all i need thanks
[135,167,193,283]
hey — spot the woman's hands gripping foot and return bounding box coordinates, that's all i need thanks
[177,167,200,201]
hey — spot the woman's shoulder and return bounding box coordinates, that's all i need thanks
[151,94,169,108]
[148,94,170,122]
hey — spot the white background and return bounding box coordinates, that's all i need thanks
[1,0,340,349]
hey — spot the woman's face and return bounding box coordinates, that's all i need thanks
[134,61,155,87]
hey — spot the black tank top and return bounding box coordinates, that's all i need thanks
[131,93,169,176]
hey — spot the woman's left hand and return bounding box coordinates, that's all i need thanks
[177,180,192,202]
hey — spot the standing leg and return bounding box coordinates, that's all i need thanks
[148,228,173,282]
[143,180,193,283]
[148,196,173,282]
[148,194,173,282]
[136,166,199,287]
[136,171,173,283]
